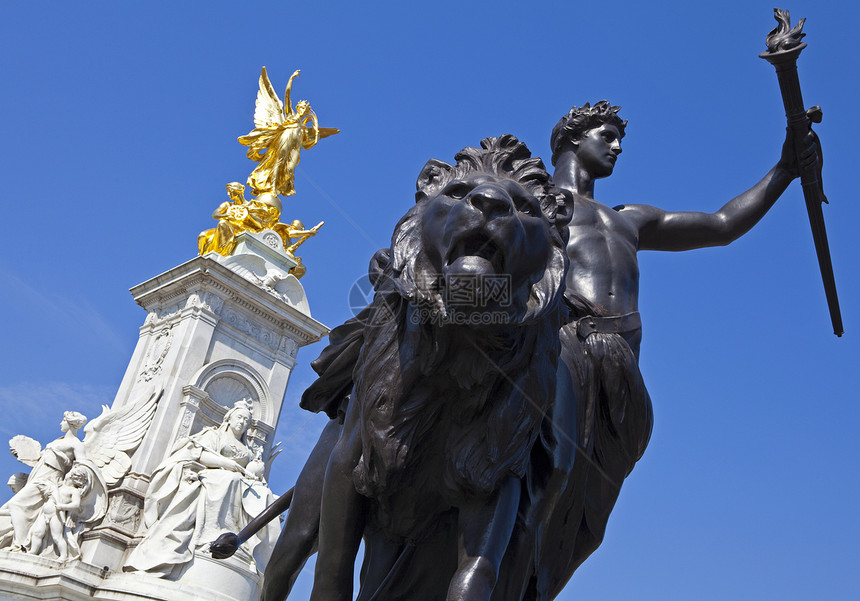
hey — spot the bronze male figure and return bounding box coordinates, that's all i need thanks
[502,101,820,599]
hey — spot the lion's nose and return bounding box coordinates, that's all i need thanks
[465,185,513,219]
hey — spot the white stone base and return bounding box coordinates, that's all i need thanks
[0,551,261,601]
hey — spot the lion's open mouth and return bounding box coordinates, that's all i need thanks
[446,231,503,272]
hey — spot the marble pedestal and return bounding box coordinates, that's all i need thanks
[0,552,263,601]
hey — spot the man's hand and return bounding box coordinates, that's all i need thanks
[777,108,823,182]
[210,532,240,559]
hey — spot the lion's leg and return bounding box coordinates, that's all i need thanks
[447,476,521,601]
[309,401,366,601]
[261,418,341,601]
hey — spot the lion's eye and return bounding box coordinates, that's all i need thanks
[444,184,471,200]
[514,195,539,216]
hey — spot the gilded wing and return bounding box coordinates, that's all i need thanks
[82,388,162,486]
[253,66,287,128]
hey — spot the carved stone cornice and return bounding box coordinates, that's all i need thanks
[130,256,328,346]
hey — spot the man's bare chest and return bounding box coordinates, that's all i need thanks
[568,200,639,254]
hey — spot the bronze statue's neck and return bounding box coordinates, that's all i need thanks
[552,149,595,199]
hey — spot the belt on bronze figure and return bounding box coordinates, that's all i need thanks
[574,312,641,338]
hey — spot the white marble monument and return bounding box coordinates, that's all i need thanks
[0,230,329,601]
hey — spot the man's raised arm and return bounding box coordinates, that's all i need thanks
[620,129,818,251]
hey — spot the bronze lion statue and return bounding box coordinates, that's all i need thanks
[247,135,571,601]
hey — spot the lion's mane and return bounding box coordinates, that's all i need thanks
[348,135,570,538]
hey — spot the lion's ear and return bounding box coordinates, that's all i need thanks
[415,159,453,203]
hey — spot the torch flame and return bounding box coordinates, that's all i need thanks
[765,8,806,52]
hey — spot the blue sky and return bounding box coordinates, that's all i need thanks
[1,2,858,599]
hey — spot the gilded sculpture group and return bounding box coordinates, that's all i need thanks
[197,68,338,279]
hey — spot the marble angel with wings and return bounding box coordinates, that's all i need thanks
[0,388,161,558]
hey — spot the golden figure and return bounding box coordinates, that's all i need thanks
[271,220,324,279]
[198,67,334,278]
[197,183,280,256]
[238,67,339,197]
[198,184,322,279]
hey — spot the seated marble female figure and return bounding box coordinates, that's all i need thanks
[125,400,278,577]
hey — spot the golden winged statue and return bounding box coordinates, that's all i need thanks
[238,67,339,197]
[197,68,336,278]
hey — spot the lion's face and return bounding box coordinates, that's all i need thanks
[424,172,553,285]
[393,171,567,324]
